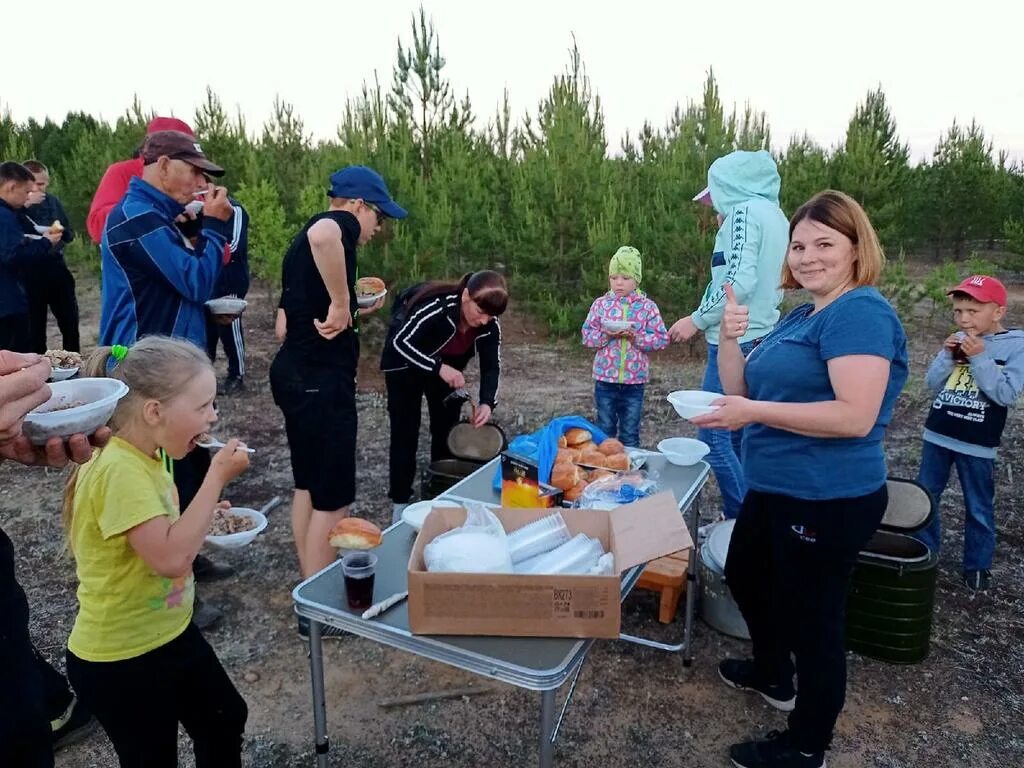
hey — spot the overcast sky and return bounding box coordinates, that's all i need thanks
[5,0,1023,163]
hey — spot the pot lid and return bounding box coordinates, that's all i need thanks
[447,422,505,461]
[704,518,735,572]
[879,478,934,533]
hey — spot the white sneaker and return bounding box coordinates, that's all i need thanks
[392,503,409,525]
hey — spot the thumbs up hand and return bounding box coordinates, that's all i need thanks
[720,283,750,341]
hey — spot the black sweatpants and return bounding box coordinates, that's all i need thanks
[385,369,465,503]
[0,312,32,354]
[724,485,887,754]
[206,315,245,380]
[0,526,72,768]
[66,623,247,768]
[24,266,80,354]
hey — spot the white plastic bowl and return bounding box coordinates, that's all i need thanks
[357,289,387,308]
[204,507,268,549]
[657,437,711,466]
[23,378,129,445]
[49,366,79,382]
[603,319,633,333]
[205,297,248,315]
[401,499,462,531]
[667,390,721,420]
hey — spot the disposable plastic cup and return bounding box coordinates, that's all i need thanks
[506,513,571,563]
[341,552,377,611]
[516,533,606,575]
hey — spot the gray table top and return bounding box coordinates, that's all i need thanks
[293,456,708,691]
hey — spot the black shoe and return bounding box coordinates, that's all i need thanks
[193,553,235,582]
[51,698,99,751]
[222,377,246,396]
[963,569,992,591]
[730,730,826,768]
[297,615,347,641]
[719,659,796,712]
[193,597,224,631]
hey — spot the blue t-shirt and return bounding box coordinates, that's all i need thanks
[741,287,908,500]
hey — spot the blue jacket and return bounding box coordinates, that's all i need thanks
[0,200,58,318]
[99,177,232,349]
[691,150,790,345]
[212,201,250,299]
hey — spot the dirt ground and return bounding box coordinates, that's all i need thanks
[2,272,1022,768]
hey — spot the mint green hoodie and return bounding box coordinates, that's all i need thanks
[690,150,789,345]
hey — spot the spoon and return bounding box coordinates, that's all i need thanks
[196,438,255,454]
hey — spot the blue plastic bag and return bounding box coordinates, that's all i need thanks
[492,415,608,491]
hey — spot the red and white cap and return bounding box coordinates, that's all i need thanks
[948,275,1007,307]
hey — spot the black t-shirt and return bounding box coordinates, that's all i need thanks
[279,210,360,368]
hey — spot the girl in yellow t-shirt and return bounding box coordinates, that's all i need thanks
[62,336,250,768]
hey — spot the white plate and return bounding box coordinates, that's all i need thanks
[357,289,387,308]
[401,499,462,531]
[204,507,268,549]
[666,390,721,420]
[49,366,79,382]
[205,297,248,315]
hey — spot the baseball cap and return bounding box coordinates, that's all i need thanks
[692,185,713,207]
[948,275,1007,307]
[146,116,195,137]
[328,166,407,219]
[141,131,224,176]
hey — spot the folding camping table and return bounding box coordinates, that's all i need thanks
[293,458,708,768]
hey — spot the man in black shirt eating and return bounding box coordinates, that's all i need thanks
[270,166,405,618]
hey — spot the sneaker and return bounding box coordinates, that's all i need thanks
[51,698,99,751]
[392,503,410,525]
[719,659,796,712]
[193,553,235,582]
[297,615,347,640]
[730,730,825,768]
[222,377,246,396]
[963,569,992,591]
[193,597,224,631]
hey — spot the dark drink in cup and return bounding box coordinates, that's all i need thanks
[952,343,970,364]
[341,552,377,611]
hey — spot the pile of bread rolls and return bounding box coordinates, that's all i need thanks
[550,428,631,502]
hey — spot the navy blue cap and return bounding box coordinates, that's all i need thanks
[327,166,407,219]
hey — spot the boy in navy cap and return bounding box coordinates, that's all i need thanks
[270,166,406,635]
[915,275,1024,590]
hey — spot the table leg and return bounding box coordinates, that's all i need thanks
[539,688,555,768]
[682,492,700,667]
[308,619,329,767]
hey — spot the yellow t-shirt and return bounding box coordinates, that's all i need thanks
[68,437,194,661]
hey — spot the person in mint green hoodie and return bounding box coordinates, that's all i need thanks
[669,150,789,519]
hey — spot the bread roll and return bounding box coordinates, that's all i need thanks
[589,469,615,483]
[564,428,592,447]
[328,517,382,549]
[576,440,597,454]
[604,452,630,471]
[549,461,581,491]
[564,480,588,503]
[555,447,575,464]
[557,435,568,448]
[598,438,625,456]
[50,220,64,233]
[579,450,606,468]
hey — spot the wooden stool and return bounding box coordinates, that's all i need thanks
[636,549,690,624]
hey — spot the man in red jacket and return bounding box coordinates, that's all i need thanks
[85,116,194,243]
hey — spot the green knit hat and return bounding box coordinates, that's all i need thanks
[608,246,642,284]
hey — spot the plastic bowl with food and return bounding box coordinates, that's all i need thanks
[602,319,634,333]
[355,277,387,308]
[657,437,711,466]
[49,366,79,382]
[22,379,128,445]
[401,499,462,532]
[204,507,268,549]
[667,390,721,420]
[205,297,248,316]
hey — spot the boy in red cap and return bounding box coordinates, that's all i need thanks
[915,275,1024,590]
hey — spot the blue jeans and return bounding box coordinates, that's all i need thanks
[699,341,755,519]
[594,381,645,447]
[915,440,996,572]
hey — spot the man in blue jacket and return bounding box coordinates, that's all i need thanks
[668,150,789,520]
[99,130,237,628]
[0,162,62,352]
[206,200,250,395]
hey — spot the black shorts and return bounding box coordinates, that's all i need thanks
[270,347,357,511]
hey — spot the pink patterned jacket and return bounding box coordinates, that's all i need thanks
[581,290,670,385]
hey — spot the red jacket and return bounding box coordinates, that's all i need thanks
[86,158,143,243]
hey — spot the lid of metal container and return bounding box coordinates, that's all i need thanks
[704,519,735,573]
[879,478,934,533]
[447,421,506,462]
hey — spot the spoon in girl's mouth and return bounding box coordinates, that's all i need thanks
[196,436,255,453]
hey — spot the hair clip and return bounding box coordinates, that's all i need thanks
[111,344,129,362]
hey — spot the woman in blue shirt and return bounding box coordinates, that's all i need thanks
[692,190,908,768]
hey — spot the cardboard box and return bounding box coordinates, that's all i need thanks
[407,492,693,639]
[500,452,563,508]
